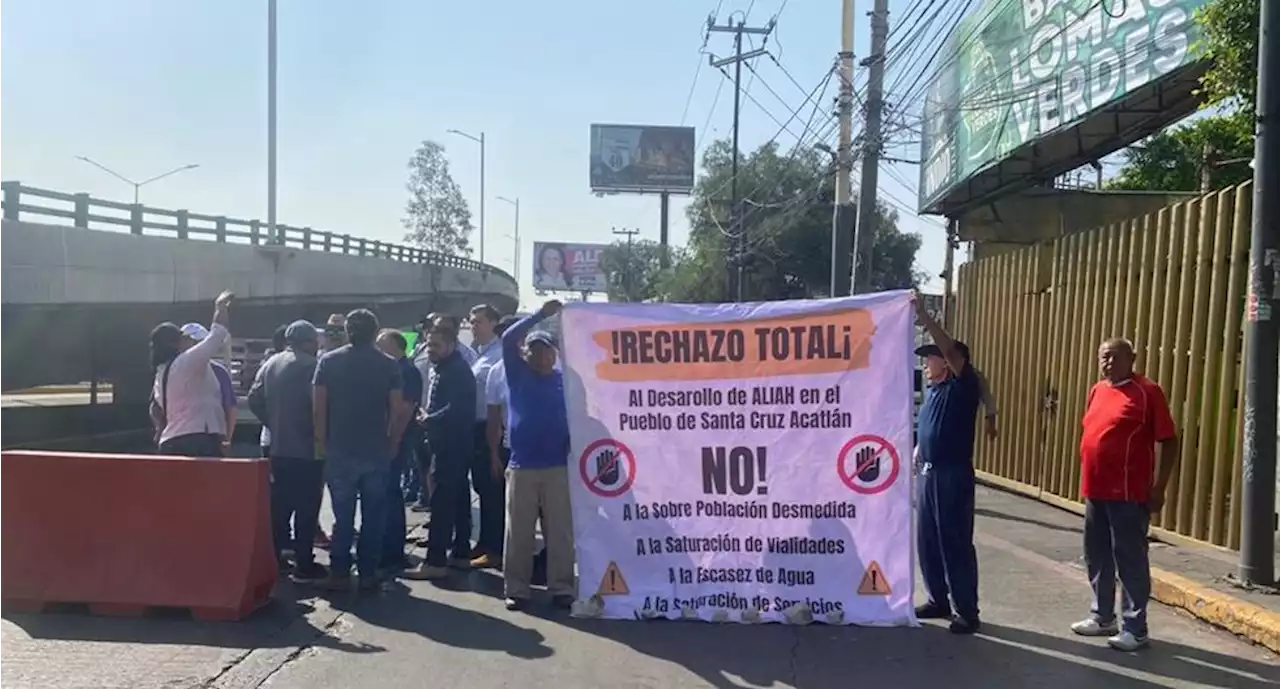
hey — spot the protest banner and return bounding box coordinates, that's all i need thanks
[562,292,916,626]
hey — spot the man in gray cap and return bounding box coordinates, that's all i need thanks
[248,319,329,583]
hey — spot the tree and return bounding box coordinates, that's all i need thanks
[1109,1,1258,192]
[1196,0,1259,112]
[1107,113,1254,192]
[667,138,925,303]
[402,140,474,256]
[598,239,679,302]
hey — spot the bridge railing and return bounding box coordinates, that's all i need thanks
[1,181,514,282]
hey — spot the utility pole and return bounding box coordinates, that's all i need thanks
[613,226,640,301]
[708,17,774,302]
[852,0,890,294]
[830,0,856,297]
[659,192,671,270]
[1240,0,1279,587]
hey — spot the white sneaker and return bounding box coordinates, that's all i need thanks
[1070,618,1118,636]
[1107,630,1150,651]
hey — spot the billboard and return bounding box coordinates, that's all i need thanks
[590,124,695,194]
[918,0,1210,214]
[533,241,609,293]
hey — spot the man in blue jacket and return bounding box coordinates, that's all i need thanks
[501,300,574,611]
[404,322,476,580]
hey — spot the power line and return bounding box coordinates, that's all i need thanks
[707,15,776,302]
[680,1,727,126]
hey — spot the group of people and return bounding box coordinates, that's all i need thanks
[149,291,1179,644]
[911,294,1177,652]
[147,291,576,609]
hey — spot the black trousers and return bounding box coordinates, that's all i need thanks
[426,444,473,566]
[270,456,325,567]
[471,423,506,556]
[159,432,223,458]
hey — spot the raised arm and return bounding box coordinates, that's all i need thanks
[187,291,234,363]
[502,301,562,380]
[912,292,965,377]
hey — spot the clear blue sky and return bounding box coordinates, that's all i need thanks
[1,0,947,309]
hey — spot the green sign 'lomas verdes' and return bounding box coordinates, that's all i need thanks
[917,0,1210,212]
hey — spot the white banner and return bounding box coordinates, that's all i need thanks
[563,293,917,625]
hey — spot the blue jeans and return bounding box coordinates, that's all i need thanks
[1084,499,1150,636]
[383,446,412,569]
[326,459,390,578]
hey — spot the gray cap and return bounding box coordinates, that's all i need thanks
[285,320,319,345]
[526,330,557,348]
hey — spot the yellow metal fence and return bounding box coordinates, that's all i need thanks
[954,183,1254,549]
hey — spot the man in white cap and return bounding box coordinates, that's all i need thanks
[180,322,238,455]
[148,291,234,457]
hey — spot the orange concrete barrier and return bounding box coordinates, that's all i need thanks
[1,451,276,621]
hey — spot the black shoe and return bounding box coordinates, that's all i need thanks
[551,594,574,610]
[915,602,951,620]
[504,597,528,611]
[357,575,384,594]
[317,574,353,592]
[290,562,330,584]
[949,616,981,634]
[410,502,430,513]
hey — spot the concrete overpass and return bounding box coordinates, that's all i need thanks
[1,181,518,408]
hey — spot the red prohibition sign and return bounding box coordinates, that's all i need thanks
[579,438,637,498]
[837,434,901,495]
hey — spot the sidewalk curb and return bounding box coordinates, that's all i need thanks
[975,472,1280,654]
[7,385,111,396]
[1149,568,1280,654]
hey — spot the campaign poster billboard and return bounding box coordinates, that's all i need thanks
[533,241,609,293]
[590,124,696,194]
[918,0,1211,213]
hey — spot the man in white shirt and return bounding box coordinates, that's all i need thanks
[467,305,506,568]
[149,290,234,457]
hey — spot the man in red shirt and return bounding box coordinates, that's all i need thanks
[1073,337,1178,651]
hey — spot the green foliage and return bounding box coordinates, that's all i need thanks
[1107,112,1254,192]
[598,239,681,302]
[661,138,924,303]
[402,140,474,256]
[1195,0,1259,112]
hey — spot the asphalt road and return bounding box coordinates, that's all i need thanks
[3,516,1275,689]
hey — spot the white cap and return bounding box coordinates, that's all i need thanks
[180,323,210,341]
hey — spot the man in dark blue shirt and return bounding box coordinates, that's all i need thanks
[913,293,984,633]
[312,309,410,592]
[376,329,423,573]
[501,300,574,611]
[404,322,476,580]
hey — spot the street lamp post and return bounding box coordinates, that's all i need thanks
[75,157,199,205]
[268,0,278,244]
[497,195,520,282]
[447,129,486,264]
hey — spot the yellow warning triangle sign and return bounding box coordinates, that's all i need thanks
[857,561,891,596]
[597,561,630,596]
